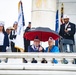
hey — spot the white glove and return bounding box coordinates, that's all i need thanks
[6,47,9,50]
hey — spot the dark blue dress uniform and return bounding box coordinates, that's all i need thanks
[0,32,9,52]
[10,30,17,52]
[59,22,75,44]
[24,27,30,52]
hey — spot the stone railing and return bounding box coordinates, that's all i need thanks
[0,52,76,75]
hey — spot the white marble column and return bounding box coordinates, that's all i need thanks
[31,0,57,30]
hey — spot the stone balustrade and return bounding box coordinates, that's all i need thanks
[0,52,76,75]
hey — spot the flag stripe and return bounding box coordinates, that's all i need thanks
[55,10,59,32]
[61,3,64,24]
[20,1,25,26]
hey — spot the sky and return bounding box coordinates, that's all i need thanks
[0,0,32,29]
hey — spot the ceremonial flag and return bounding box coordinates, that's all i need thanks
[15,1,25,52]
[61,3,64,24]
[55,10,59,46]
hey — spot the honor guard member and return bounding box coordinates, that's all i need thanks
[10,21,18,52]
[0,21,9,52]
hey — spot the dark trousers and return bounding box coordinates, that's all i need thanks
[24,38,30,52]
[0,46,3,52]
[59,38,74,52]
[0,46,6,52]
[11,42,20,52]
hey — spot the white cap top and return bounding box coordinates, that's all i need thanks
[13,21,18,25]
[63,15,69,19]
[0,21,4,26]
[7,26,14,30]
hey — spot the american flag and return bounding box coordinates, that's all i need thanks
[61,3,64,24]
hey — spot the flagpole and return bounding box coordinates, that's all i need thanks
[55,1,59,46]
